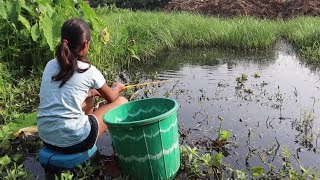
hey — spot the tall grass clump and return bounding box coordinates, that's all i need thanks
[220,17,280,49]
[283,17,320,63]
[97,8,281,67]
[97,9,178,67]
[98,8,320,65]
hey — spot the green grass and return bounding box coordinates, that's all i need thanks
[282,16,320,63]
[0,64,40,124]
[95,8,320,67]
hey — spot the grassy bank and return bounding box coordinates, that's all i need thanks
[97,8,320,67]
[97,9,279,67]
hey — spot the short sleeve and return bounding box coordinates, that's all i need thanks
[91,66,106,89]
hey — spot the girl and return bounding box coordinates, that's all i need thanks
[37,18,128,154]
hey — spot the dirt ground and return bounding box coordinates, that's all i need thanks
[165,0,320,19]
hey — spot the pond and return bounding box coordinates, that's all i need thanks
[24,41,320,177]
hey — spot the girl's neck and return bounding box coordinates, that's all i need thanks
[77,56,90,64]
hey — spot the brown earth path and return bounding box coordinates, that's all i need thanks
[165,0,320,19]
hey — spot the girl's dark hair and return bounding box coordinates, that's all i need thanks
[52,18,91,87]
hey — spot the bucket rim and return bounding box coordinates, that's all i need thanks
[103,98,179,127]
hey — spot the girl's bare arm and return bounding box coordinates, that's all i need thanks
[96,83,125,103]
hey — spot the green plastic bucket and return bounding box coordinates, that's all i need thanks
[103,98,180,180]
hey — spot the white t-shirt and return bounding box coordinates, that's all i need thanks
[37,59,105,147]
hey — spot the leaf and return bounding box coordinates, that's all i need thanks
[219,130,231,140]
[12,154,23,162]
[39,13,62,51]
[212,152,223,168]
[15,112,37,127]
[31,22,40,41]
[1,139,11,150]
[18,15,31,31]
[128,47,141,61]
[101,27,110,45]
[79,0,100,29]
[131,54,141,61]
[19,29,31,42]
[0,124,16,139]
[38,3,55,18]
[55,0,78,18]
[0,112,37,140]
[20,0,38,18]
[236,170,247,180]
[0,0,7,19]
[0,63,5,94]
[201,153,211,166]
[0,155,11,166]
[251,166,264,177]
[6,0,21,25]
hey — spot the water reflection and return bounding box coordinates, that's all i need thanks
[122,41,320,170]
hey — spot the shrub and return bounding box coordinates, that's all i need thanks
[0,0,107,72]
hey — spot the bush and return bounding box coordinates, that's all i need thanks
[0,0,107,72]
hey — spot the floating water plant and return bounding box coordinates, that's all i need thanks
[253,72,261,78]
[236,74,248,85]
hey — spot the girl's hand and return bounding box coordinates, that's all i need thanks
[115,83,125,93]
[87,89,101,98]
[97,83,125,103]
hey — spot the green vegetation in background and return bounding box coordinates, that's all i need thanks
[0,68,40,124]
[98,9,281,68]
[98,8,320,66]
[0,0,107,72]
[0,0,111,124]
[282,16,320,63]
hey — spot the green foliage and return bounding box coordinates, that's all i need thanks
[0,155,11,167]
[236,73,248,84]
[0,66,40,124]
[180,145,224,178]
[218,130,231,141]
[0,112,37,141]
[0,154,33,179]
[0,0,107,71]
[250,166,265,177]
[56,171,74,180]
[180,144,319,179]
[282,16,320,63]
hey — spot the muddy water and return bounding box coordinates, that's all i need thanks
[117,41,320,170]
[24,42,320,177]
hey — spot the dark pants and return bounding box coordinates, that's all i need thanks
[43,115,99,154]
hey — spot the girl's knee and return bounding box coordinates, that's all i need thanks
[116,96,128,105]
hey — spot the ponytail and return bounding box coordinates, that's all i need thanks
[52,40,78,88]
[52,18,91,88]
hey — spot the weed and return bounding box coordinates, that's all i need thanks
[0,154,34,179]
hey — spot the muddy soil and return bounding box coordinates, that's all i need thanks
[165,0,320,19]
